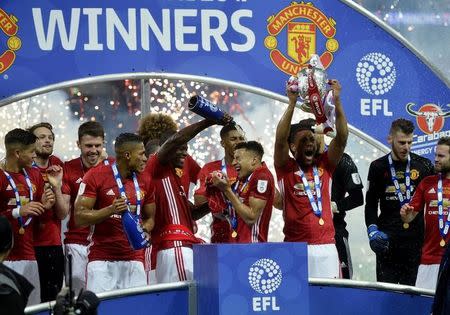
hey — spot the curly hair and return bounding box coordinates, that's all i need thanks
[138,113,178,145]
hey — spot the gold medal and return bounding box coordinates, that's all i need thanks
[231,230,237,238]
[403,223,409,229]
[319,218,324,226]
[19,227,25,235]
[440,239,446,247]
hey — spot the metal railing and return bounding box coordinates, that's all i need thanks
[25,278,434,314]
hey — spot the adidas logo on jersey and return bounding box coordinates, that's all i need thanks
[76,178,82,184]
[6,185,12,191]
[428,188,436,194]
[106,189,115,196]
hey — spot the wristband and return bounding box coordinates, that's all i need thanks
[12,207,21,218]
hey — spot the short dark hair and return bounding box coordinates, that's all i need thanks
[5,128,37,150]
[114,133,143,152]
[288,118,316,143]
[220,124,243,139]
[437,137,450,153]
[235,141,264,159]
[78,121,105,140]
[27,122,54,138]
[390,118,414,135]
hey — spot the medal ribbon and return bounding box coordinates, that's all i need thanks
[220,158,237,231]
[111,163,141,216]
[3,169,33,229]
[437,174,450,239]
[298,165,322,217]
[228,172,253,231]
[388,154,411,206]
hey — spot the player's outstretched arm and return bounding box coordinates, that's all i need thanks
[327,79,348,168]
[274,88,297,168]
[157,119,217,164]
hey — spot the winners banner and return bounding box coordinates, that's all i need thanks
[0,0,448,158]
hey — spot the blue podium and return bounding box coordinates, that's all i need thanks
[194,242,309,315]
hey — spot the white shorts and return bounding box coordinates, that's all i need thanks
[147,269,157,285]
[415,264,440,291]
[307,244,340,279]
[156,247,193,284]
[144,246,156,284]
[4,260,41,306]
[64,243,88,293]
[86,260,146,293]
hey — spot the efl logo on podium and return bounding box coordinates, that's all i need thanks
[248,258,282,312]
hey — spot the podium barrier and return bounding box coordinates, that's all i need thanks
[26,243,434,315]
[194,243,309,315]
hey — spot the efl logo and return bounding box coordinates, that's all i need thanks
[264,2,338,76]
[356,52,396,96]
[248,258,282,312]
[406,102,450,134]
[0,8,21,74]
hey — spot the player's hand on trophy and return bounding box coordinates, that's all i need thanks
[286,81,299,105]
[400,203,415,223]
[110,197,128,214]
[42,183,56,209]
[20,201,46,216]
[328,79,342,100]
[46,165,63,189]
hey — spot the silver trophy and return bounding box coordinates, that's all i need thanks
[287,54,336,137]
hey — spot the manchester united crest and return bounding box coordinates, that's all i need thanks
[264,2,338,76]
[0,8,21,74]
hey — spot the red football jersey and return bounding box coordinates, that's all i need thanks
[79,163,154,262]
[0,167,44,260]
[233,163,274,243]
[145,154,200,250]
[33,155,64,247]
[194,159,238,243]
[275,153,335,244]
[410,175,450,265]
[62,157,114,245]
